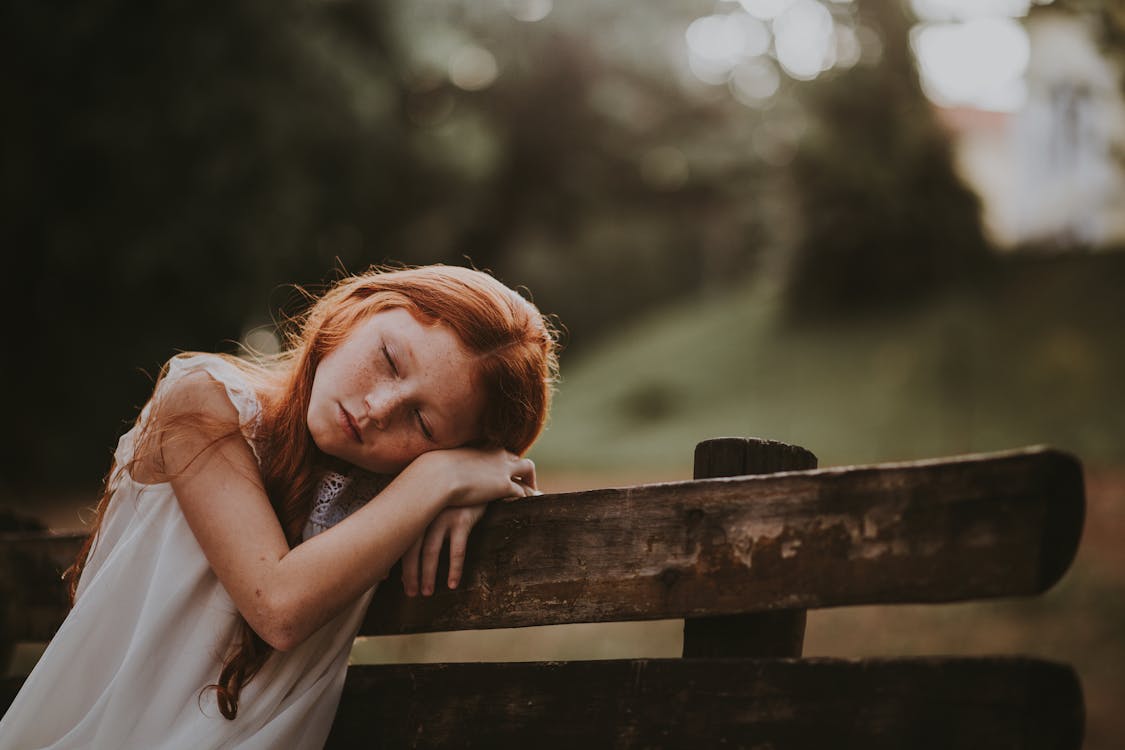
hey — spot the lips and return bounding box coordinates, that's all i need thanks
[338,404,362,443]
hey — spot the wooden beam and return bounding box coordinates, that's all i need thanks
[360,446,1083,634]
[0,447,1085,644]
[683,437,817,658]
[0,531,84,671]
[325,657,1084,749]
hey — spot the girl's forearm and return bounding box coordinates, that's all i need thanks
[265,460,452,649]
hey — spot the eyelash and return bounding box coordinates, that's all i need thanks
[382,344,434,442]
[381,344,399,376]
[416,411,434,442]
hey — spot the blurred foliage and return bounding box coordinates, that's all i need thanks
[1,0,1116,491]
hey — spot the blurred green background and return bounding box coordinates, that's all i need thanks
[2,0,1123,746]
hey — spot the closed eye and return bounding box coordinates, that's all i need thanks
[382,344,399,376]
[415,410,435,442]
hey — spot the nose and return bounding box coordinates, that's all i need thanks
[362,387,405,430]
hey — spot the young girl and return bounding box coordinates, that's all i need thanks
[0,265,558,749]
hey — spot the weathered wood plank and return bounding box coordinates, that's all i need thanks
[0,656,1085,748]
[360,446,1083,634]
[1,675,21,715]
[0,531,85,670]
[0,447,1084,642]
[325,657,1084,750]
[683,437,817,658]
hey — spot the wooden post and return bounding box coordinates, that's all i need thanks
[683,437,818,658]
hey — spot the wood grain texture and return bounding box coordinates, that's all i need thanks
[0,447,1085,643]
[683,437,817,658]
[359,446,1083,635]
[324,657,1084,750]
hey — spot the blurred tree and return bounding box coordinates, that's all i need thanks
[782,0,992,318]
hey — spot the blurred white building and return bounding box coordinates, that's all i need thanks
[936,10,1125,250]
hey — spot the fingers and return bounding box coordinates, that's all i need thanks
[513,457,538,490]
[401,535,423,598]
[447,520,470,590]
[507,456,540,500]
[420,521,447,597]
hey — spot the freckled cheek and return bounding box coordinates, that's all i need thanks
[336,362,376,399]
[382,435,430,470]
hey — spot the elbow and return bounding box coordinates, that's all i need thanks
[263,631,301,654]
[250,595,310,653]
[259,623,302,653]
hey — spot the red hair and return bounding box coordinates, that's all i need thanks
[66,265,559,719]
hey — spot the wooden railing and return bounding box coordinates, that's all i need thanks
[1,440,1086,749]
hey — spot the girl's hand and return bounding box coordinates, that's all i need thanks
[398,447,539,596]
[400,504,488,597]
[412,447,539,508]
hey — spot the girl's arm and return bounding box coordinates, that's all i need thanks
[155,370,536,652]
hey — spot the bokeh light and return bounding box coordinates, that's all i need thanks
[687,0,859,94]
[686,12,771,84]
[505,0,552,23]
[911,0,1034,22]
[448,45,499,91]
[774,0,837,81]
[834,24,862,68]
[738,0,798,21]
[908,0,1051,111]
[911,16,1030,111]
[730,58,781,106]
[242,327,281,356]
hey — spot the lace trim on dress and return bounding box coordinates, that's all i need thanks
[303,469,393,541]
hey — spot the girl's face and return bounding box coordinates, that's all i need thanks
[307,307,485,474]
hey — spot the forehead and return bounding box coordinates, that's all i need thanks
[351,307,453,350]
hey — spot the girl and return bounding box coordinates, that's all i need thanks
[0,265,558,749]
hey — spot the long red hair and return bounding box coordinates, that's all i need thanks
[65,265,559,719]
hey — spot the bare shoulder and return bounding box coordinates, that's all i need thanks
[132,368,249,481]
[156,368,242,425]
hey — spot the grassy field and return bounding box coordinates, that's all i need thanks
[530,253,1125,472]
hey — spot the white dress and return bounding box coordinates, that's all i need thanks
[0,354,380,750]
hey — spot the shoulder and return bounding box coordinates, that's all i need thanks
[130,366,247,482]
[155,353,264,427]
[156,367,242,426]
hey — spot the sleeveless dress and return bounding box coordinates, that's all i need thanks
[0,354,389,750]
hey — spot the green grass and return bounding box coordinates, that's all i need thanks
[533,255,1125,471]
